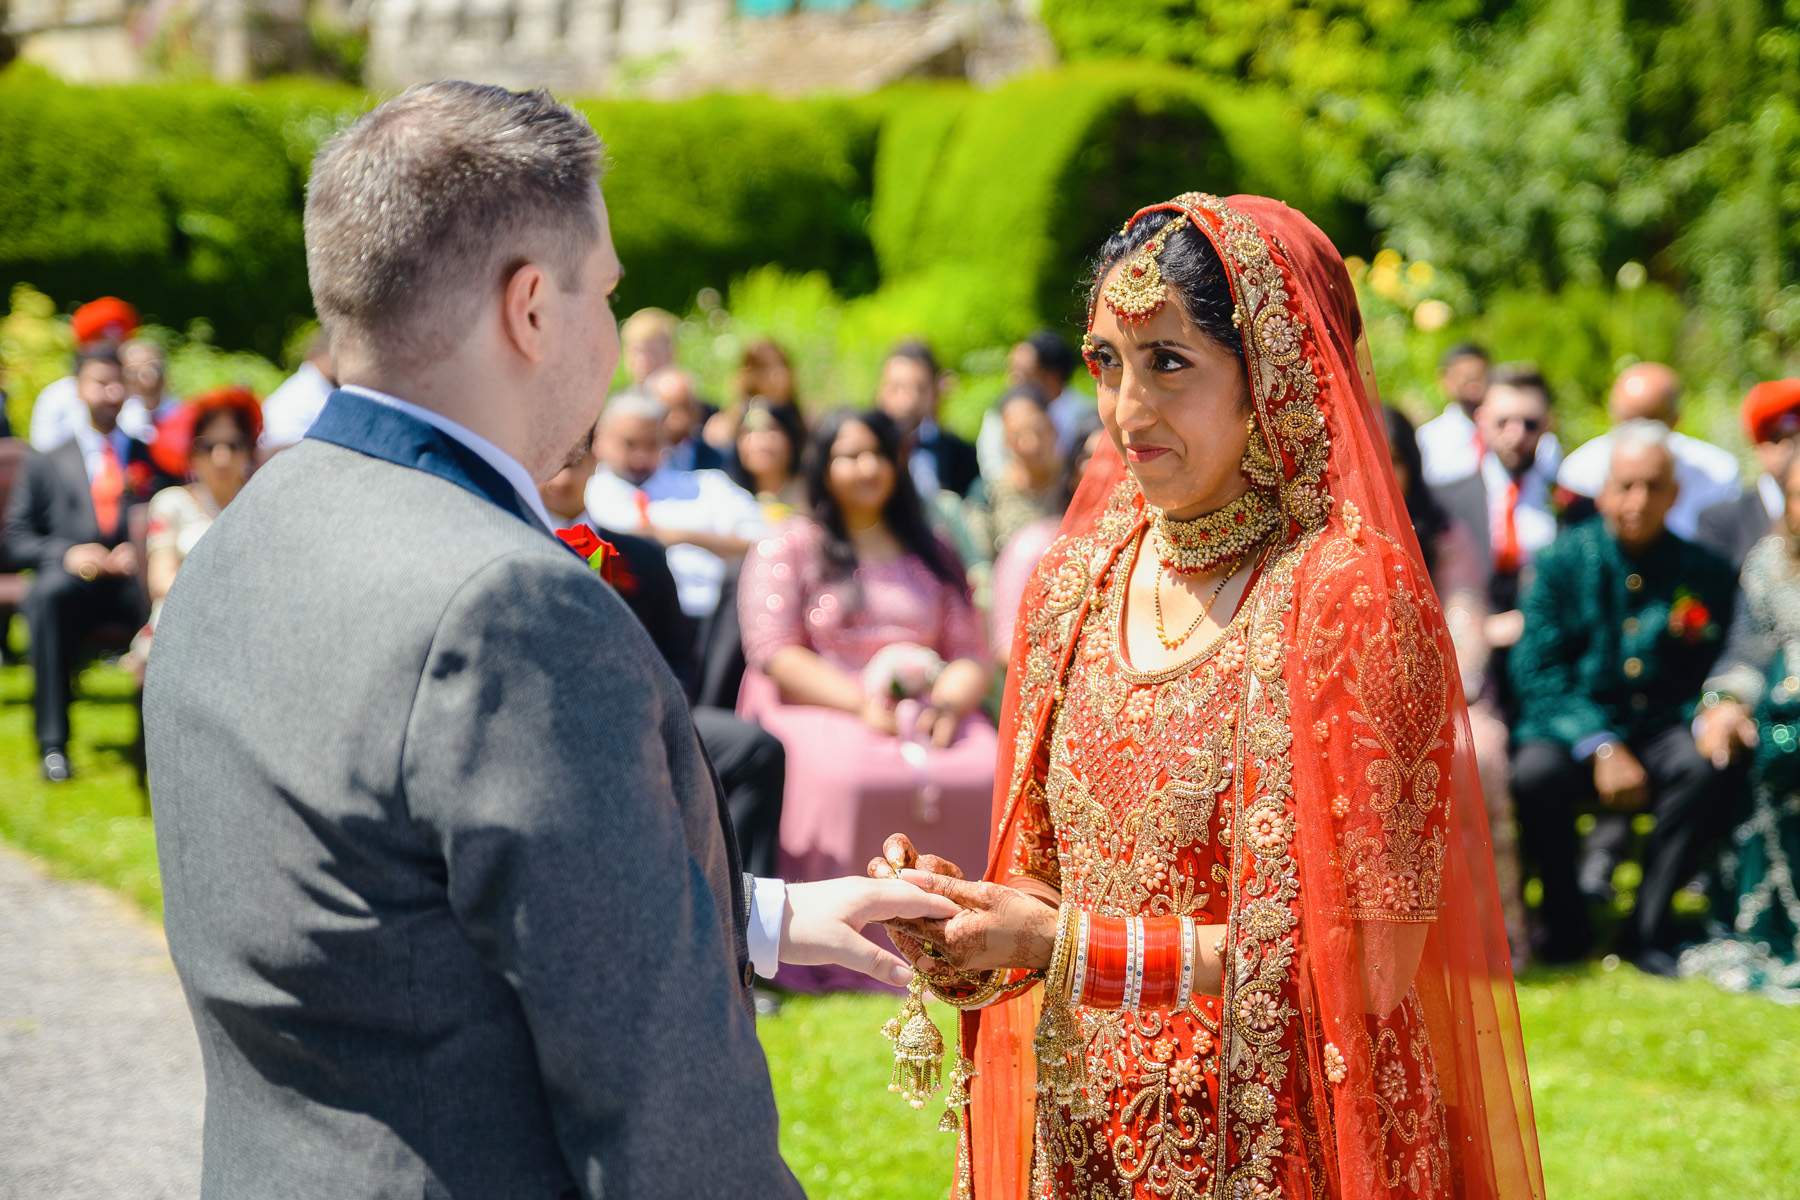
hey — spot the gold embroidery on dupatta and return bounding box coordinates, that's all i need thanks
[1302,529,1454,921]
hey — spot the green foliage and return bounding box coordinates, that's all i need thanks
[0,285,74,433]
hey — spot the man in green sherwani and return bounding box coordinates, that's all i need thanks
[1510,420,1741,973]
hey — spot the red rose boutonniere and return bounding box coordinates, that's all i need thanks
[556,524,629,591]
[1668,590,1717,645]
[125,460,154,500]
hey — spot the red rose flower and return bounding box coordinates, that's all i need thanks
[556,524,606,559]
[126,460,153,498]
[1682,602,1710,637]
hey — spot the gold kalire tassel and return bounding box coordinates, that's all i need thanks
[939,1053,976,1132]
[882,975,944,1109]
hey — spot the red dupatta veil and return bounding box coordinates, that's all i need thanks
[960,194,1544,1199]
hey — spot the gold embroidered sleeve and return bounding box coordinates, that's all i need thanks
[1300,536,1454,922]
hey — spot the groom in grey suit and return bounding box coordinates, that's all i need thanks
[145,82,954,1199]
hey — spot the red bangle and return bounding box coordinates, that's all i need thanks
[1083,916,1128,1008]
[1139,919,1181,1009]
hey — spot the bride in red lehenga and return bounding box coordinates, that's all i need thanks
[877,193,1544,1200]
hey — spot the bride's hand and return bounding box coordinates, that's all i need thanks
[885,869,1059,973]
[868,833,965,975]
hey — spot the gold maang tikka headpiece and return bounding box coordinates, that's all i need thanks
[1103,213,1189,323]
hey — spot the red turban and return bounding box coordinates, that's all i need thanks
[70,297,140,345]
[150,385,264,477]
[1743,378,1800,444]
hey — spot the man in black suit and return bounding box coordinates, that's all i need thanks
[877,340,979,498]
[3,347,164,781]
[1695,378,1800,570]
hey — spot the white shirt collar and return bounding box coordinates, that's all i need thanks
[341,385,557,533]
[1760,473,1785,521]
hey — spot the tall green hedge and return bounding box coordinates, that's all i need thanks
[0,64,1243,370]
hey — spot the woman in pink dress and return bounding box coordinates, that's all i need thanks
[740,408,997,988]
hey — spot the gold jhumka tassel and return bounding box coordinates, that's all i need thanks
[882,975,945,1109]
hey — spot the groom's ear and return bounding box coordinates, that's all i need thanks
[499,262,551,364]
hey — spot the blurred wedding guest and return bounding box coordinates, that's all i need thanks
[1696,379,1800,570]
[1510,422,1738,971]
[1420,342,1527,485]
[586,388,765,622]
[1387,406,1530,965]
[1685,451,1800,1000]
[648,365,723,471]
[259,330,336,452]
[990,414,1104,664]
[727,395,808,522]
[29,296,140,451]
[965,384,1061,562]
[876,340,977,499]
[620,306,678,385]
[4,347,170,782]
[121,338,180,435]
[738,409,994,987]
[976,329,1089,477]
[1437,364,1561,635]
[541,436,785,881]
[125,386,261,681]
[704,337,798,450]
[1558,362,1739,539]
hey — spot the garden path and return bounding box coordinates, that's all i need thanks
[0,844,202,1198]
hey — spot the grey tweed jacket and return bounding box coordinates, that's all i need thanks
[146,413,802,1199]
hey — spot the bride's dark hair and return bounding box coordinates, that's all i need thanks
[1085,208,1245,366]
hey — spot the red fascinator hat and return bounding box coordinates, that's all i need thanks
[70,297,140,346]
[1743,378,1800,445]
[151,385,263,477]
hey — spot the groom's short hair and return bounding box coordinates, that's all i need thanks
[304,81,606,369]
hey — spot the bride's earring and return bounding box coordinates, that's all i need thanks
[1241,415,1281,490]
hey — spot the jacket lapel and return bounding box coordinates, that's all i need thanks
[53,440,103,541]
[306,390,544,532]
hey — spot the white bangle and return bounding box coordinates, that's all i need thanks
[1124,916,1146,1012]
[1176,916,1195,1010]
[1071,909,1091,1007]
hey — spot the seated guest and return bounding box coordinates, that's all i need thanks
[4,347,170,782]
[704,337,798,451]
[738,409,995,986]
[29,296,140,451]
[121,338,180,436]
[648,365,722,472]
[1419,341,1490,484]
[259,330,336,453]
[1558,362,1740,539]
[1696,378,1800,570]
[620,306,678,385]
[1387,406,1530,966]
[976,328,1090,478]
[990,414,1104,665]
[1687,451,1800,1001]
[126,385,261,681]
[965,384,1061,562]
[1510,422,1739,971]
[875,340,978,499]
[585,388,766,623]
[727,395,808,522]
[541,434,785,882]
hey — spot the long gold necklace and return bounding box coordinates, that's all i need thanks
[1153,558,1239,650]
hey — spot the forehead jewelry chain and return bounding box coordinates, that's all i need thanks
[1104,214,1190,323]
[1154,556,1241,651]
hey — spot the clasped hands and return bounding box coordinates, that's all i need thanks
[864,833,1059,976]
[64,541,137,581]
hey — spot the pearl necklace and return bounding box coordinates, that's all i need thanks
[1150,487,1281,577]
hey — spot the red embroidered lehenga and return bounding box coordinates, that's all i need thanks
[942,194,1543,1200]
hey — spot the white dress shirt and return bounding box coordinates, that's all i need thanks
[1760,472,1784,522]
[261,362,336,450]
[345,385,785,975]
[1556,428,1742,541]
[1481,450,1560,570]
[584,464,766,618]
[1417,402,1562,486]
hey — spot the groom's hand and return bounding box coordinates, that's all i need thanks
[780,877,961,986]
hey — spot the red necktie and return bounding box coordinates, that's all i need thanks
[91,441,123,540]
[1494,479,1521,576]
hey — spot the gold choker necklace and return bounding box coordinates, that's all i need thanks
[1151,489,1281,576]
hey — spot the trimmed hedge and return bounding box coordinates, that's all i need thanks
[0,63,1242,370]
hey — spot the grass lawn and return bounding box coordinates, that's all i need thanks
[3,630,1797,1198]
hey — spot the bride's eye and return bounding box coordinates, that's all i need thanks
[1151,349,1191,373]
